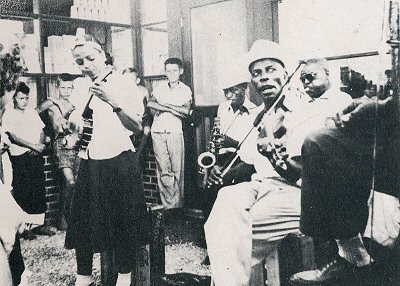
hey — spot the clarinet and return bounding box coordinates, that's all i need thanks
[74,69,113,157]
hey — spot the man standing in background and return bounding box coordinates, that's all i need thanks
[147,58,192,214]
[36,73,80,231]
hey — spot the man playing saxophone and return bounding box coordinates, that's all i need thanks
[202,58,258,223]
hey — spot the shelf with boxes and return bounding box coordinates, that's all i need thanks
[40,0,131,25]
[0,11,38,21]
[41,14,132,28]
[1,0,135,104]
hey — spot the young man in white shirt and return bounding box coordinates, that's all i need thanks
[147,58,192,212]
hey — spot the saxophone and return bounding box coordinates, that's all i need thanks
[197,117,223,188]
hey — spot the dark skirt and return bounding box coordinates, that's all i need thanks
[10,153,46,214]
[65,150,147,256]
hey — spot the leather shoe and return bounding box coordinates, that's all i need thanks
[289,256,356,285]
[33,225,56,236]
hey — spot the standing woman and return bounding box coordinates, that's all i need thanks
[65,34,147,286]
[1,82,54,239]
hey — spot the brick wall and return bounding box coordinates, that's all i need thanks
[43,144,161,225]
[142,144,161,204]
[43,153,61,225]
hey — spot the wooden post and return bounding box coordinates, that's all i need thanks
[101,204,165,286]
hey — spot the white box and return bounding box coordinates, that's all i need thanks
[70,5,78,17]
[44,47,54,73]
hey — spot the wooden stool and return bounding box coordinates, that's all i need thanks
[250,233,316,286]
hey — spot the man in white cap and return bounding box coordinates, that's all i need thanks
[204,39,352,286]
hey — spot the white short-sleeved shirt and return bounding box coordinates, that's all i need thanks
[69,69,144,160]
[1,107,45,156]
[217,98,257,154]
[285,89,352,156]
[151,81,192,134]
[238,88,351,179]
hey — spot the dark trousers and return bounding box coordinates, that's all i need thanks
[10,153,46,214]
[300,127,400,240]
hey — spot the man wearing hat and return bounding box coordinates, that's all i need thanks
[204,39,351,286]
[203,59,257,229]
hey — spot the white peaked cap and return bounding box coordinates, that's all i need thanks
[219,55,250,90]
[246,39,289,70]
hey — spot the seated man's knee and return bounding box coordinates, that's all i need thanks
[214,185,240,207]
[302,130,326,159]
[213,183,255,214]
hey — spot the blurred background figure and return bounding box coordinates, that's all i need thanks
[0,183,26,286]
[122,67,153,161]
[36,73,80,231]
[1,82,55,240]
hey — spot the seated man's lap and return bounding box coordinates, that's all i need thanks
[208,177,301,240]
[251,177,301,241]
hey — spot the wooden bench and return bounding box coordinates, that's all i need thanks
[250,233,315,286]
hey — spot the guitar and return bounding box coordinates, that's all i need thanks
[74,70,113,157]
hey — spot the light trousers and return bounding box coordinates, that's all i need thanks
[151,132,185,209]
[204,177,301,286]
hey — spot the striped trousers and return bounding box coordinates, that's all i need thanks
[204,177,301,286]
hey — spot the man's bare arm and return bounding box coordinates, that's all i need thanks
[147,101,187,119]
[6,132,45,154]
[163,101,191,116]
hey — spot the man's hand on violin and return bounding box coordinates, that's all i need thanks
[215,135,238,149]
[257,111,288,156]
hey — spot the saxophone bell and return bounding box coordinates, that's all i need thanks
[197,151,216,189]
[197,151,217,172]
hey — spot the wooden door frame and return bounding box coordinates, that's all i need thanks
[162,0,280,210]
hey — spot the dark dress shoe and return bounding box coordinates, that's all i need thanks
[21,230,37,240]
[33,225,56,236]
[161,273,211,286]
[289,256,356,285]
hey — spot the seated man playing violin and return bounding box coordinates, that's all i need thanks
[204,40,352,286]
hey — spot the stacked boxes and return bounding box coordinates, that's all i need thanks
[44,34,81,74]
[70,0,130,24]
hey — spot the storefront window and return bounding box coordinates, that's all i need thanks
[0,19,40,107]
[140,0,168,76]
[111,26,134,70]
[191,0,247,106]
[278,0,390,97]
